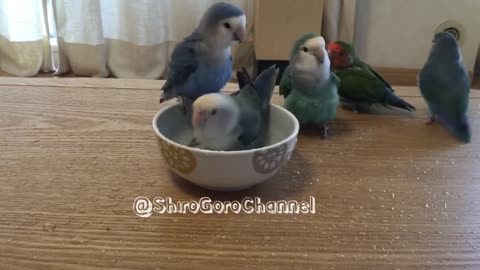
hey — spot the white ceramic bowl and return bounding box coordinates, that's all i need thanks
[152,103,299,191]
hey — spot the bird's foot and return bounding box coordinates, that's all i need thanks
[319,123,329,139]
[341,103,354,111]
[181,98,188,115]
[341,103,359,114]
[188,138,200,148]
[180,97,195,115]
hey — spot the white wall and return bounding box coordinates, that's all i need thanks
[353,0,480,72]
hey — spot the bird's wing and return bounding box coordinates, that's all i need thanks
[232,89,262,147]
[331,72,341,87]
[232,68,255,96]
[279,65,293,98]
[365,64,395,92]
[161,32,202,93]
[337,67,388,103]
[237,109,262,147]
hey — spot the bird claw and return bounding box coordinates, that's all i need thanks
[188,138,200,147]
[180,97,194,115]
[181,98,188,115]
[341,103,359,114]
[320,123,329,139]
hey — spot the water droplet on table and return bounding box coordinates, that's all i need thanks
[43,223,56,232]
[70,236,88,245]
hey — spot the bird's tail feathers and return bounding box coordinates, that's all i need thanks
[385,92,416,112]
[436,114,471,143]
[452,116,471,143]
[159,89,177,103]
[253,65,280,110]
[237,69,254,90]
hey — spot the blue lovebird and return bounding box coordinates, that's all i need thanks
[418,32,471,143]
[160,2,246,111]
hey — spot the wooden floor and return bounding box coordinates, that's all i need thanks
[1,77,480,269]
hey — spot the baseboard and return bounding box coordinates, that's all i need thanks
[374,67,475,86]
[2,67,477,89]
[252,65,475,87]
[372,68,419,86]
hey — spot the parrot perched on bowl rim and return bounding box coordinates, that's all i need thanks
[160,2,247,112]
[418,32,471,143]
[327,41,416,113]
[280,33,339,138]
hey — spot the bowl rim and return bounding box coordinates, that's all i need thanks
[152,102,300,155]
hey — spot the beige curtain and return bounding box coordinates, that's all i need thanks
[322,0,357,44]
[0,0,53,76]
[52,0,255,79]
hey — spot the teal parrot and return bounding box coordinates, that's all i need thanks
[191,65,279,151]
[418,32,471,143]
[327,41,416,113]
[280,33,339,138]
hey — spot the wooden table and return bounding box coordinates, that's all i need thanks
[1,78,480,270]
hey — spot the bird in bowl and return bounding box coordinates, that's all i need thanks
[160,2,246,113]
[418,32,471,143]
[327,41,416,113]
[190,65,279,151]
[280,33,339,138]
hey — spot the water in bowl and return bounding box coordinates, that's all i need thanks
[155,104,296,150]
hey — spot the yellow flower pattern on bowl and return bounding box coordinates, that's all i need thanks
[158,139,196,174]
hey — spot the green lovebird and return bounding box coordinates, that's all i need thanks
[418,32,471,143]
[327,41,416,113]
[280,33,340,138]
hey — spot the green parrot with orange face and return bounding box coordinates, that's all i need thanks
[327,41,416,113]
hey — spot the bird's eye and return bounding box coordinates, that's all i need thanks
[211,109,217,115]
[224,23,231,29]
[302,47,308,53]
[339,52,345,57]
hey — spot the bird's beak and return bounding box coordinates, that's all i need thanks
[313,48,325,64]
[233,27,246,43]
[192,111,206,128]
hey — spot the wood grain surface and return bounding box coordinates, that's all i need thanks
[1,78,480,270]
